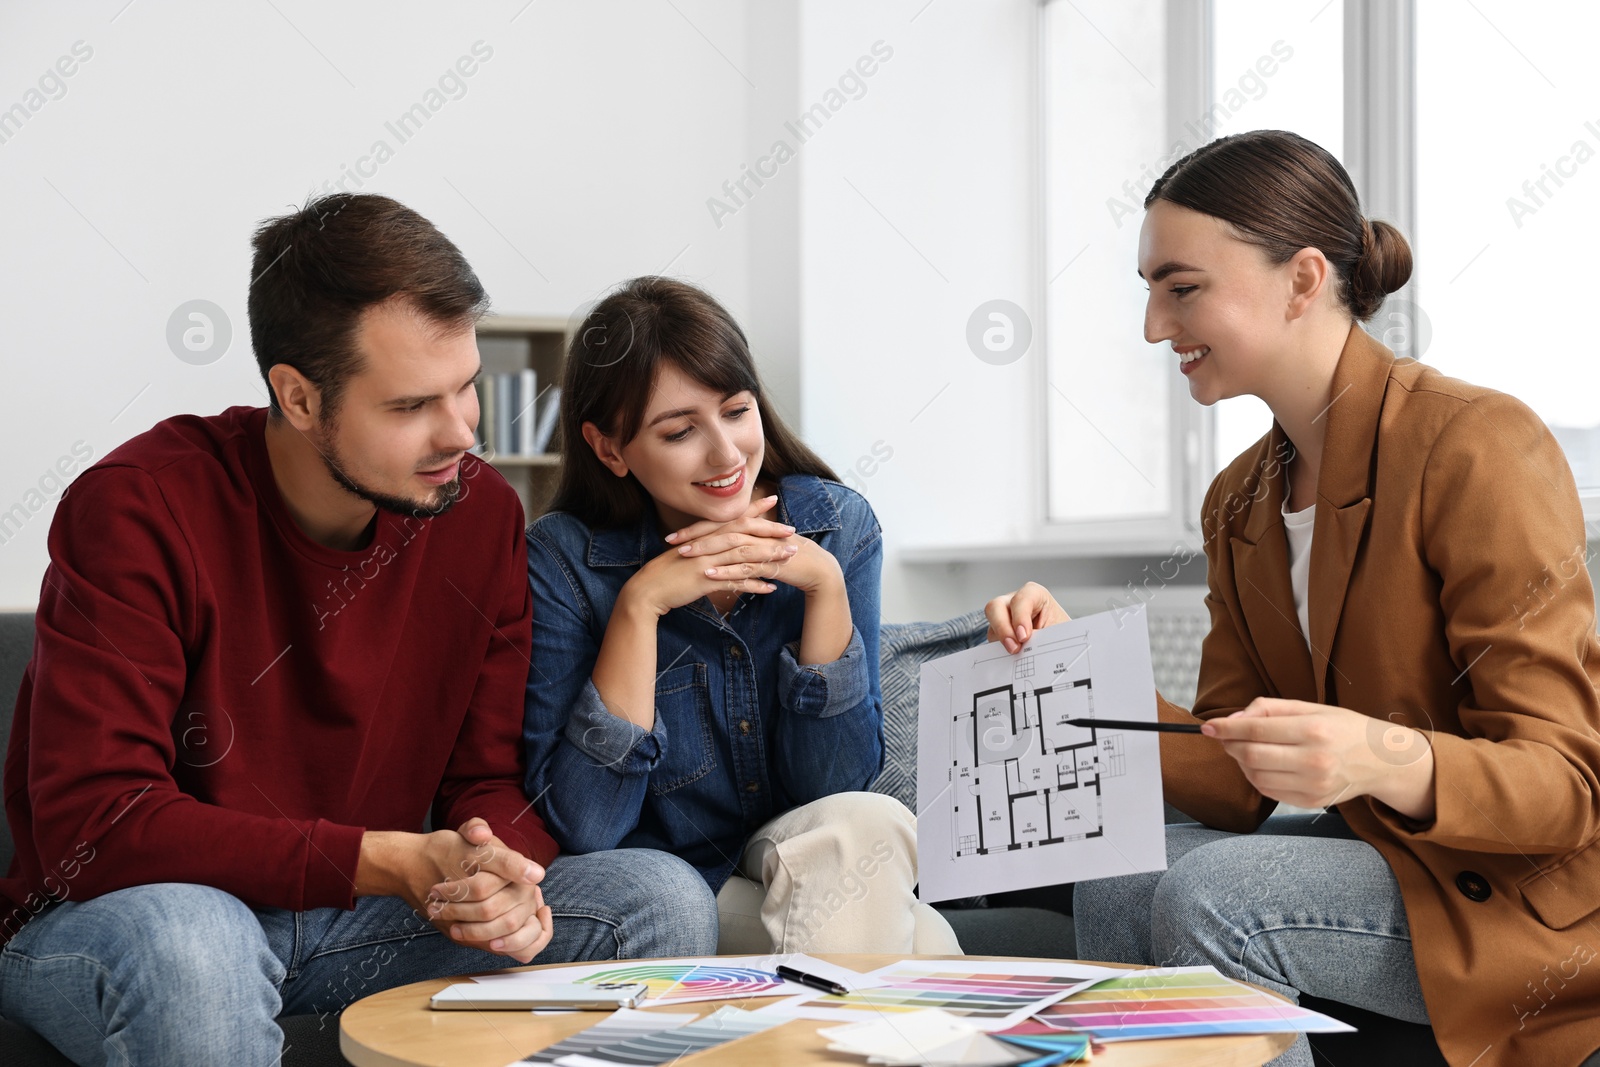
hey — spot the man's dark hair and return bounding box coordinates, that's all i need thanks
[248,193,490,417]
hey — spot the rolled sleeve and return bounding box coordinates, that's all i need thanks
[562,678,668,777]
[778,626,871,718]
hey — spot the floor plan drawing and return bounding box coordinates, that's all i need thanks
[949,638,1128,858]
[917,608,1168,901]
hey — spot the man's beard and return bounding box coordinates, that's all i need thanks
[318,427,463,519]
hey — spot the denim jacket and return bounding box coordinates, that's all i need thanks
[523,474,885,890]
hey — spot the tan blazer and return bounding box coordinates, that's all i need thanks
[1157,324,1600,1066]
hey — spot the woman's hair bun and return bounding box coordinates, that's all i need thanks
[1146,132,1417,323]
[1347,218,1413,320]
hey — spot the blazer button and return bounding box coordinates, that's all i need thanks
[1456,871,1492,902]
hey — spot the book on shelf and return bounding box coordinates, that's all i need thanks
[476,375,496,454]
[517,368,537,455]
[495,371,514,456]
[532,386,561,454]
[475,372,560,458]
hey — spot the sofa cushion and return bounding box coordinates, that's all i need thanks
[871,610,990,811]
[0,613,36,875]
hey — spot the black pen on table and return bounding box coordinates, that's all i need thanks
[776,965,849,996]
[1063,716,1206,734]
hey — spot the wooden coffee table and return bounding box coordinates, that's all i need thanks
[340,954,1295,1066]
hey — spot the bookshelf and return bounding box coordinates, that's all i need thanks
[474,314,569,519]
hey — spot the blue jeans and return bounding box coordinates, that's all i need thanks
[1074,815,1428,1067]
[0,849,717,1067]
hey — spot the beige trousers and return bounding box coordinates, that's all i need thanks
[713,791,962,955]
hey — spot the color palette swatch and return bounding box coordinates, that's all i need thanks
[516,1008,697,1064]
[995,1032,1094,1063]
[1000,966,1355,1041]
[569,963,787,1004]
[548,1006,782,1066]
[822,1008,1093,1066]
[765,963,1108,1031]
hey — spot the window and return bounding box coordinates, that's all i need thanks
[1208,0,1344,468]
[1041,0,1178,539]
[1043,0,1600,548]
[1042,0,1347,547]
[1415,0,1600,495]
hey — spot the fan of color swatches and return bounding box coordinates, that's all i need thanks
[1000,967,1354,1041]
[822,1008,1093,1066]
[551,1006,781,1066]
[516,1008,697,1064]
[572,963,786,1003]
[805,968,1085,1024]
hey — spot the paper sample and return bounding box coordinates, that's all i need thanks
[758,960,1120,1031]
[917,606,1169,901]
[551,962,784,1003]
[553,1005,782,1066]
[512,1008,697,1065]
[822,1009,1048,1066]
[1001,966,1356,1040]
[473,953,856,1005]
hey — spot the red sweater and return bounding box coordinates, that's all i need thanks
[0,406,555,939]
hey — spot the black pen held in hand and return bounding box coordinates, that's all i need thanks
[1063,716,1206,734]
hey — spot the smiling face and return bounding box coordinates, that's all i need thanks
[1138,199,1310,406]
[584,360,766,534]
[313,299,482,516]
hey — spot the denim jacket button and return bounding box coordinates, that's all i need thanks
[739,720,751,735]
[745,781,760,793]
[730,646,743,659]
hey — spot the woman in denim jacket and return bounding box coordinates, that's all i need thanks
[523,277,959,955]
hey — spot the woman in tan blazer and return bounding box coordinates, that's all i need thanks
[987,130,1600,1067]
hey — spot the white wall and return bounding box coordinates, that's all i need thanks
[0,0,1071,621]
[795,1,1052,620]
[0,0,782,607]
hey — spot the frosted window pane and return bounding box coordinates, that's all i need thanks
[1209,0,1343,475]
[1044,0,1172,522]
[1417,0,1600,489]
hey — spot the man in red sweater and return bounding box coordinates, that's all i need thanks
[0,194,717,1066]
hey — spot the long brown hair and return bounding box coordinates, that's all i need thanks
[550,276,839,529]
[1144,130,1411,321]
